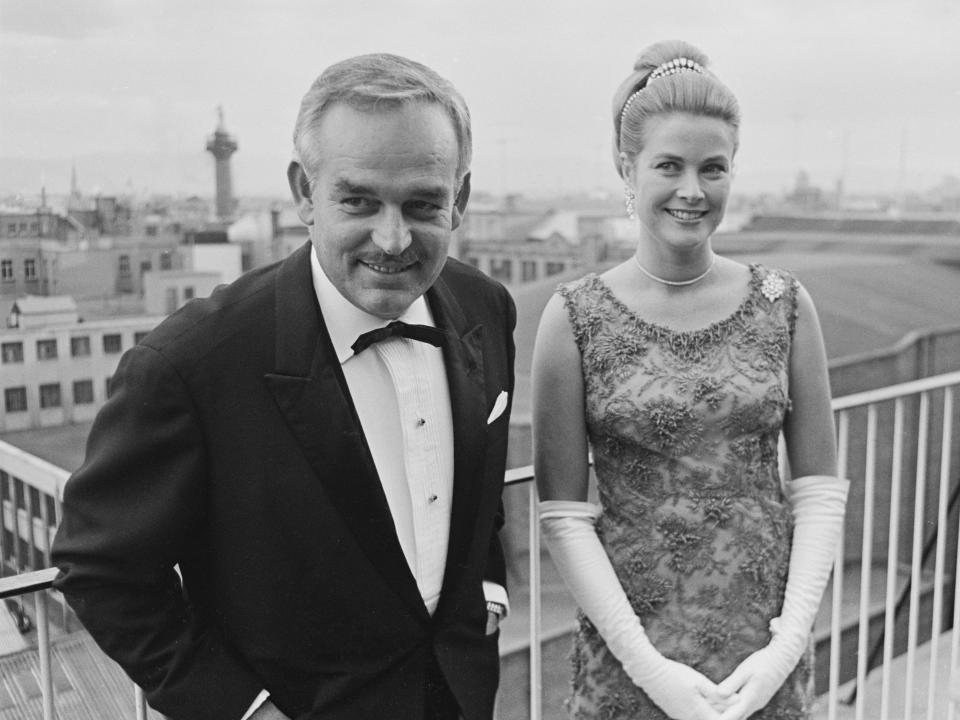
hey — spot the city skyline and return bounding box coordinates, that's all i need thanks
[1,0,958,200]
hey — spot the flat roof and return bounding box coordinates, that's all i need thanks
[1,422,92,473]
[511,252,960,418]
[12,295,77,315]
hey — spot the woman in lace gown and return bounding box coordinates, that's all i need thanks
[532,41,849,720]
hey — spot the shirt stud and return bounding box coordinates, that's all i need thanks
[428,494,438,503]
[416,417,426,427]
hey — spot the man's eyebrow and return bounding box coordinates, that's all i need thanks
[332,179,371,195]
[411,186,451,202]
[331,179,451,202]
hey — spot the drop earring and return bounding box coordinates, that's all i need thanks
[624,185,636,220]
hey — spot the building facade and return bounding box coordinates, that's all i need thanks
[0,314,162,432]
[1,200,186,301]
[143,270,221,315]
[460,209,607,287]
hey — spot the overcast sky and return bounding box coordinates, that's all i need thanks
[1,0,958,200]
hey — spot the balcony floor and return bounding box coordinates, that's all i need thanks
[0,602,28,654]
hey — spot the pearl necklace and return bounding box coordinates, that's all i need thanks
[633,253,716,287]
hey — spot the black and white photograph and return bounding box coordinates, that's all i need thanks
[0,1,958,718]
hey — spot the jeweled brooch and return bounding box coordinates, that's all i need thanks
[760,272,785,302]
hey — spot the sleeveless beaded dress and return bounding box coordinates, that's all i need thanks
[558,265,814,719]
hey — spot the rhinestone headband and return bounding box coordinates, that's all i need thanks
[619,57,706,123]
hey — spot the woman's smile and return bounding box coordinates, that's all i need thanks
[665,208,708,222]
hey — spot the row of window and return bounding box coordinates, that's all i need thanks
[479,258,569,284]
[2,250,175,284]
[0,258,37,282]
[118,251,174,277]
[1,332,148,363]
[4,221,38,235]
[3,378,109,412]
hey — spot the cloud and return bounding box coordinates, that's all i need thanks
[0,0,127,40]
[1,0,957,197]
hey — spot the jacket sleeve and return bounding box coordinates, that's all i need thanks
[51,344,262,720]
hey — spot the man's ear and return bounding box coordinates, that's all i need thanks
[287,161,314,225]
[451,172,471,231]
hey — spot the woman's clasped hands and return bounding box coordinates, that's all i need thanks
[639,656,739,720]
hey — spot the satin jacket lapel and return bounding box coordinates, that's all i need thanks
[263,244,427,619]
[427,275,488,595]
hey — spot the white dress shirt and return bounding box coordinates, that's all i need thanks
[311,248,454,614]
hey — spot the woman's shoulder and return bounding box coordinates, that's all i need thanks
[545,272,617,346]
[556,271,601,296]
[554,272,610,312]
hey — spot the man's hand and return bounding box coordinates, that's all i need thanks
[248,699,292,720]
[485,610,500,636]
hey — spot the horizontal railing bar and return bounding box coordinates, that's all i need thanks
[0,566,58,599]
[831,370,960,410]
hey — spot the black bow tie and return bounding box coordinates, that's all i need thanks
[351,321,446,355]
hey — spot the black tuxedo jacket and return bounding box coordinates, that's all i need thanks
[52,242,516,720]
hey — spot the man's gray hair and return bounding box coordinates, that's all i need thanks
[293,53,472,182]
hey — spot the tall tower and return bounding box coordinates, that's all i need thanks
[206,106,239,222]
[68,164,83,210]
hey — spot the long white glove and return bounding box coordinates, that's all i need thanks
[540,500,731,720]
[717,475,850,720]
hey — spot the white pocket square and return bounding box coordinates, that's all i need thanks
[486,391,509,424]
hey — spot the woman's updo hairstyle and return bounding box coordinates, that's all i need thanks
[612,40,740,179]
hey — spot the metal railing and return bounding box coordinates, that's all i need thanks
[501,369,960,720]
[2,370,959,719]
[828,371,960,720]
[0,568,150,720]
[0,567,58,719]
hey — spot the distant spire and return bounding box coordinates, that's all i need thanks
[207,106,239,222]
[41,185,47,209]
[71,163,79,198]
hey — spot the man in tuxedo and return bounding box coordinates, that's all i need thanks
[52,53,515,720]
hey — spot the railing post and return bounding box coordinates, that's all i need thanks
[852,404,877,720]
[528,481,542,720]
[950,469,960,720]
[36,589,55,720]
[926,387,953,720]
[40,490,53,568]
[25,480,36,569]
[13,479,25,573]
[54,491,69,632]
[880,398,904,720]
[828,410,850,720]
[905,391,930,719]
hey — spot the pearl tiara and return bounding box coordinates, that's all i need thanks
[619,57,706,123]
